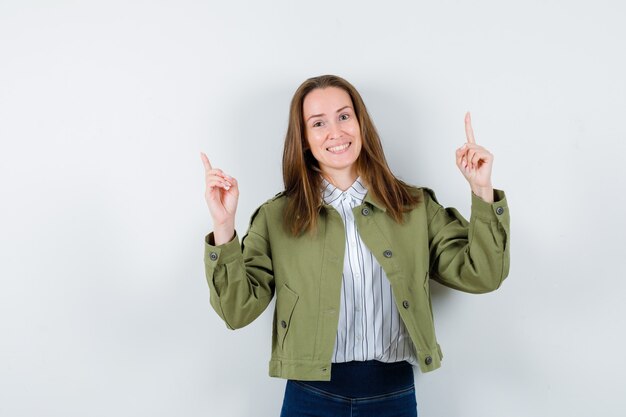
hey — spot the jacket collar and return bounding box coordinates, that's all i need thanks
[363,190,387,212]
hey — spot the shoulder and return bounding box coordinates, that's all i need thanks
[248,191,288,226]
[401,185,444,219]
[254,191,287,209]
[416,186,441,204]
[264,191,288,210]
[402,184,441,205]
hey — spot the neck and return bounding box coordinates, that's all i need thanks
[322,168,358,191]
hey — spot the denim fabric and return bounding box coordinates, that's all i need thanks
[280,360,418,417]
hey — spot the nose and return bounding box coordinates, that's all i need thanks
[328,121,342,140]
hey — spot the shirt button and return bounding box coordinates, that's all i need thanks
[209,252,218,261]
[280,320,287,329]
[402,300,410,309]
[383,250,392,258]
[496,206,505,215]
[361,207,370,216]
[425,356,433,366]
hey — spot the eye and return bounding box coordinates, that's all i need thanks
[312,121,323,127]
[339,113,350,121]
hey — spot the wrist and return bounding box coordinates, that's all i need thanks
[471,185,494,203]
[213,223,235,246]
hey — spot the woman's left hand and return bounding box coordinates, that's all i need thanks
[455,112,494,203]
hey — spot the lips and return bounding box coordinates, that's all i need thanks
[326,142,351,153]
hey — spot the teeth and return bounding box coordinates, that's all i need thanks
[327,143,350,152]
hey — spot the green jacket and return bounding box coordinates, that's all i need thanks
[204,187,510,381]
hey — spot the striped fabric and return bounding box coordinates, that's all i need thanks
[321,176,418,367]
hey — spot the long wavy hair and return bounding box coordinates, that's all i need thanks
[282,74,421,236]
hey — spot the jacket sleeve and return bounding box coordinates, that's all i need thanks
[424,188,510,294]
[203,203,274,329]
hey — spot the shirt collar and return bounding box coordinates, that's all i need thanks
[321,176,368,205]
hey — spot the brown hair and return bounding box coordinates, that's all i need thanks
[282,74,421,236]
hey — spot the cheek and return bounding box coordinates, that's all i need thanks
[348,122,361,137]
[304,136,320,157]
[306,131,325,146]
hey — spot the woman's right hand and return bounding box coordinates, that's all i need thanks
[201,152,239,244]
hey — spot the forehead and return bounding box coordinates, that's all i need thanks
[302,87,353,116]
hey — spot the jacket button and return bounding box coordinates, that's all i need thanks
[280,320,287,329]
[496,206,504,215]
[383,250,392,258]
[425,356,432,365]
[361,207,370,216]
[209,252,218,261]
[402,300,409,309]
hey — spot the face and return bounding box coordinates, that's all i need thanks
[302,87,363,180]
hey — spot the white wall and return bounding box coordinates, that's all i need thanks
[1,0,625,416]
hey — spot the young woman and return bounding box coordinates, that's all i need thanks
[201,75,510,417]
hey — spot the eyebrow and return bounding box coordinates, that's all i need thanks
[306,106,352,122]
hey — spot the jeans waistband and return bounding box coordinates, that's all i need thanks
[294,360,414,398]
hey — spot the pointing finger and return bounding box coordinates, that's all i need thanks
[200,152,212,172]
[464,112,476,144]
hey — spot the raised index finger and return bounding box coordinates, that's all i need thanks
[464,111,476,144]
[200,152,213,172]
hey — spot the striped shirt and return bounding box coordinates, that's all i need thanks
[321,176,419,366]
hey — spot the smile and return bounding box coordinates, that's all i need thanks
[326,142,351,154]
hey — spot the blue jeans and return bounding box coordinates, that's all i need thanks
[280,360,418,417]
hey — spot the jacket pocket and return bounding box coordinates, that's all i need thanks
[276,283,299,351]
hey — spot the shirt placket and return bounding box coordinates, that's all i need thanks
[342,192,365,360]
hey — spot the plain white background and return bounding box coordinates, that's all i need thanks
[1,0,625,416]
